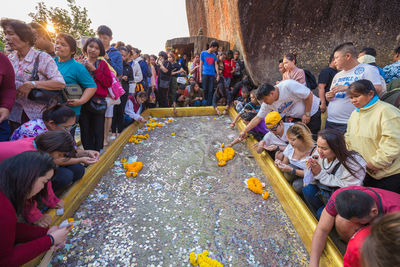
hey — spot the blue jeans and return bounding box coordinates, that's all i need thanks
[302,184,325,219]
[223,77,231,89]
[124,114,134,129]
[193,99,207,106]
[52,164,85,193]
[0,120,11,141]
[202,74,215,106]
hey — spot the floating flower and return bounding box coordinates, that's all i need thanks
[123,161,143,177]
[221,144,224,148]
[262,191,269,199]
[171,132,175,136]
[120,158,127,163]
[213,118,217,120]
[247,177,263,194]
[216,147,235,166]
[189,250,222,267]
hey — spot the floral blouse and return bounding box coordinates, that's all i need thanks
[8,48,65,123]
[9,118,48,140]
[383,60,400,83]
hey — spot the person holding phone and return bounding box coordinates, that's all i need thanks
[303,129,366,219]
[0,151,69,266]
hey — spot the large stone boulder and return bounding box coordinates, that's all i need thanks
[186,0,400,84]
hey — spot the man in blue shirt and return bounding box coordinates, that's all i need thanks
[200,41,220,106]
[97,25,123,76]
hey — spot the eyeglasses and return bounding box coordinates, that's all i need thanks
[58,123,77,132]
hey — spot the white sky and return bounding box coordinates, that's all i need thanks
[0,0,189,55]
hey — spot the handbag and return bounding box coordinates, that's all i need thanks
[159,79,170,89]
[135,82,144,92]
[28,52,62,104]
[108,71,125,100]
[106,96,121,107]
[62,84,83,100]
[85,98,107,114]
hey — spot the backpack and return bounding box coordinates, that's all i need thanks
[304,69,317,90]
[381,88,400,108]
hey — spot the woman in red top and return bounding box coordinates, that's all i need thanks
[79,38,113,152]
[222,50,236,90]
[0,151,69,266]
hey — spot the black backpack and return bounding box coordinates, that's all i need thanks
[304,69,317,90]
[381,88,400,109]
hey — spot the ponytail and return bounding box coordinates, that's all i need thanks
[42,103,76,124]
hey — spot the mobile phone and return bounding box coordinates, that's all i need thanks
[312,155,319,160]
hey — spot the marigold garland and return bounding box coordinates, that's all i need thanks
[123,161,143,177]
[247,177,263,194]
[128,134,150,144]
[216,147,235,167]
[189,250,223,267]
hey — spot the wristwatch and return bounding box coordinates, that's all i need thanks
[31,81,37,88]
[304,112,311,117]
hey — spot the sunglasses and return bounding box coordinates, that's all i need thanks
[268,121,281,131]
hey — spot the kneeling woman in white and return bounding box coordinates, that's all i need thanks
[303,129,366,219]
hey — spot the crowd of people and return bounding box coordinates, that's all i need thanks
[0,18,400,267]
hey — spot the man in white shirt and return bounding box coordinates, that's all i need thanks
[239,79,320,139]
[325,42,382,133]
[256,111,293,160]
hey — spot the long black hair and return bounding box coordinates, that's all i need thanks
[317,129,364,178]
[83,37,106,57]
[35,130,76,158]
[0,151,56,215]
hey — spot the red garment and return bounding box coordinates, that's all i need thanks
[0,191,51,266]
[92,59,113,98]
[0,52,16,111]
[223,59,235,78]
[128,96,140,113]
[343,226,371,267]
[325,186,400,217]
[0,138,61,223]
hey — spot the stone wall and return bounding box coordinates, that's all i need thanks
[186,0,400,85]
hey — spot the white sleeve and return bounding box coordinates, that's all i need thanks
[315,155,366,187]
[283,144,294,158]
[363,65,382,85]
[133,63,143,83]
[125,100,143,121]
[287,80,311,100]
[256,103,270,118]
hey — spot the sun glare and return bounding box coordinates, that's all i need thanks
[46,23,56,34]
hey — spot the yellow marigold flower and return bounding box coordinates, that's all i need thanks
[123,162,143,177]
[263,191,269,199]
[247,177,263,194]
[171,132,175,136]
[213,118,217,120]
[216,147,235,167]
[189,252,198,266]
[221,144,224,148]
[120,158,127,163]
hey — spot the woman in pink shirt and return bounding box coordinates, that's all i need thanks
[0,151,70,266]
[0,130,76,227]
[282,52,306,86]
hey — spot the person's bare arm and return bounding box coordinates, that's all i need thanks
[318,83,327,112]
[199,59,203,82]
[239,116,262,138]
[374,84,383,97]
[309,209,335,267]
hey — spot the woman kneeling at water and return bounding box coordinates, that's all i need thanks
[0,151,70,266]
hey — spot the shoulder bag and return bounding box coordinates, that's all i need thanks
[28,52,62,104]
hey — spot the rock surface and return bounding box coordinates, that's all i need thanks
[186,0,400,84]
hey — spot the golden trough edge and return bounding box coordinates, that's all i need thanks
[25,106,342,267]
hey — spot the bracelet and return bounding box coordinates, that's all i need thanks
[31,81,37,88]
[47,234,55,246]
[290,168,296,176]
